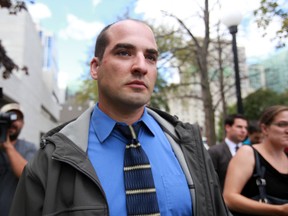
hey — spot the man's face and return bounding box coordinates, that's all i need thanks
[226,118,248,143]
[8,119,24,141]
[6,111,24,141]
[90,20,158,113]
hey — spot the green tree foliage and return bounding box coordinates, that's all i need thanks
[75,79,98,104]
[228,88,288,119]
[149,74,169,111]
[243,88,288,120]
[153,25,198,80]
[254,0,288,48]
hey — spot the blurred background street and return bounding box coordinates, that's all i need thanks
[1,0,287,147]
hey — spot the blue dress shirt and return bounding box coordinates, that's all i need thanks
[87,104,192,216]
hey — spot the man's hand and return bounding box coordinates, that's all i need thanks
[0,133,12,150]
[1,134,28,178]
[1,134,13,150]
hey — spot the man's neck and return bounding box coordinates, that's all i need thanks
[225,137,240,145]
[98,102,145,125]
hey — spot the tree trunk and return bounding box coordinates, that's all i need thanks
[200,56,216,146]
[201,0,216,146]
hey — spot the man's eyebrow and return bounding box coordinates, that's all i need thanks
[112,43,159,56]
[147,49,159,57]
[112,43,135,51]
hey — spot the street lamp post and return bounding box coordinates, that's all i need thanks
[221,11,244,114]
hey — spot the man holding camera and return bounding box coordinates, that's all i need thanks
[0,103,37,216]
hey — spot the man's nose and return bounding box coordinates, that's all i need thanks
[131,54,148,75]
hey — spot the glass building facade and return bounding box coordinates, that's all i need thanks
[248,48,288,93]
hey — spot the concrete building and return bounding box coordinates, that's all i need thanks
[0,9,61,146]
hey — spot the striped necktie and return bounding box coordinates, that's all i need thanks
[116,122,160,216]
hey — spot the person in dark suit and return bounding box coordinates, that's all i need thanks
[208,114,248,191]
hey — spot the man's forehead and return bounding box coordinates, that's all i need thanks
[108,20,155,39]
[234,118,248,125]
[106,25,157,50]
[110,19,148,29]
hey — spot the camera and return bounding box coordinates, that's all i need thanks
[0,112,17,143]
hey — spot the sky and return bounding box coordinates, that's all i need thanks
[25,0,282,89]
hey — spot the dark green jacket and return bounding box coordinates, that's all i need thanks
[10,107,231,216]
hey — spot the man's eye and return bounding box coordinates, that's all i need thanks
[116,51,130,56]
[146,55,157,62]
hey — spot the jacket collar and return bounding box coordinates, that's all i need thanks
[58,106,94,152]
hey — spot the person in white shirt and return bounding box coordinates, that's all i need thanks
[208,114,248,191]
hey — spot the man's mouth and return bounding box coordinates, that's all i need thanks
[127,80,147,89]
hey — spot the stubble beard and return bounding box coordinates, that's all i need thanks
[8,128,21,141]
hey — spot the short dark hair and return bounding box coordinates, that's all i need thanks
[94,23,113,60]
[247,120,261,134]
[93,19,149,61]
[224,114,247,126]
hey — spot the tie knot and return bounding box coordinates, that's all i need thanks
[116,122,142,141]
[235,145,239,152]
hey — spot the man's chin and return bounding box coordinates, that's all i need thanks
[127,93,150,105]
[9,134,19,142]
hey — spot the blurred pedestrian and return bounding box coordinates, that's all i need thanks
[208,114,248,191]
[223,105,288,216]
[243,120,262,145]
[0,103,37,216]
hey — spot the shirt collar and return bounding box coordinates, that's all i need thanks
[225,137,242,154]
[225,137,242,146]
[91,104,155,143]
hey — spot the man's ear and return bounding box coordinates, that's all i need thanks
[225,124,231,133]
[90,57,100,80]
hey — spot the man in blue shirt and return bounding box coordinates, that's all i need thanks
[10,19,231,216]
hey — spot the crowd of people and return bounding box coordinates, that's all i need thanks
[1,18,287,216]
[223,105,288,215]
[208,106,288,215]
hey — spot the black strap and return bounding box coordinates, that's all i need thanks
[252,147,269,203]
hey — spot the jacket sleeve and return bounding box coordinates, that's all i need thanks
[208,146,218,171]
[203,148,233,216]
[9,152,46,216]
